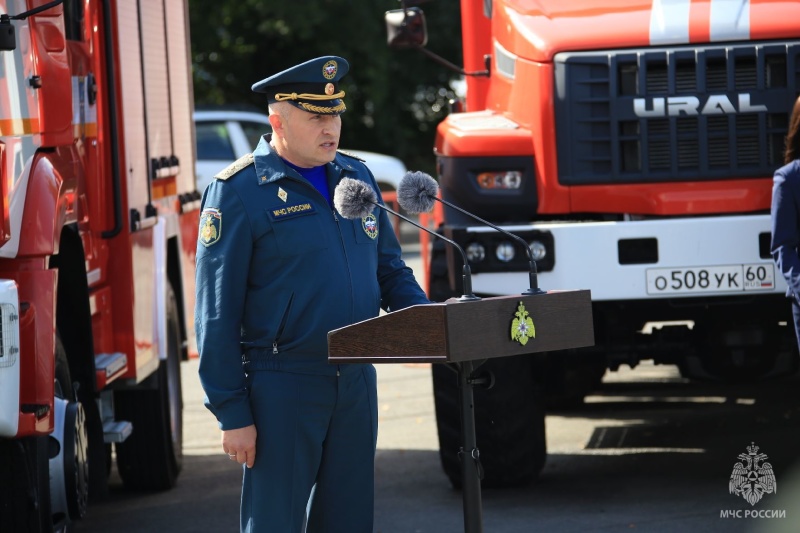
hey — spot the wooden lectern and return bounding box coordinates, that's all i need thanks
[328,290,594,533]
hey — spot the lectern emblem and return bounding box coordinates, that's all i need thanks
[729,443,776,506]
[510,301,535,346]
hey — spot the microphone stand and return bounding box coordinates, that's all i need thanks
[372,198,490,532]
[409,193,546,532]
[432,197,545,296]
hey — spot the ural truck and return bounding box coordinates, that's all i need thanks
[0,0,200,530]
[386,0,795,488]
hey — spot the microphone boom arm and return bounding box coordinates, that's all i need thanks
[371,200,480,302]
[433,197,545,295]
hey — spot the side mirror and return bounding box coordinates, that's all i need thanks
[385,7,428,49]
[0,16,16,51]
[0,1,69,52]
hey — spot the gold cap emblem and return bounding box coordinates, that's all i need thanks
[322,60,338,80]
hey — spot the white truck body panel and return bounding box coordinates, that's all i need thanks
[469,214,786,301]
[0,280,21,437]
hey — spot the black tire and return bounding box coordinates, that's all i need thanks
[428,226,546,487]
[0,337,81,532]
[0,436,52,532]
[53,336,90,526]
[115,285,183,490]
[432,355,547,488]
[688,315,798,382]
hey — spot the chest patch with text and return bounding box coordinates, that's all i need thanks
[268,202,316,221]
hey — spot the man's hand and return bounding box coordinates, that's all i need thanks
[222,424,257,468]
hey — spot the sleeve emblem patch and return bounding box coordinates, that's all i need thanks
[362,214,378,239]
[199,208,222,247]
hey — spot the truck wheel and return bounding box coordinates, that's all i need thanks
[0,337,81,532]
[0,436,52,532]
[115,285,183,490]
[51,337,90,526]
[687,314,798,381]
[432,354,546,488]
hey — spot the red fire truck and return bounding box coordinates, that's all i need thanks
[0,0,199,530]
[387,1,797,488]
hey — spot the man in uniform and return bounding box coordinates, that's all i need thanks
[194,56,429,533]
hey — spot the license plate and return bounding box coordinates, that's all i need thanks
[645,264,775,295]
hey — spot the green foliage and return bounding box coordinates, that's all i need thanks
[189,0,463,174]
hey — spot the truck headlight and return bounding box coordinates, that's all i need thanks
[495,241,515,262]
[466,242,486,263]
[476,171,522,190]
[529,240,547,261]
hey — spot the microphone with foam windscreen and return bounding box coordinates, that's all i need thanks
[333,177,479,301]
[398,171,545,295]
[397,170,439,214]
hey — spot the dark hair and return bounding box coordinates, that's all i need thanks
[785,95,800,164]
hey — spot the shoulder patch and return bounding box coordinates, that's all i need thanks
[337,150,365,162]
[199,207,222,247]
[215,153,255,181]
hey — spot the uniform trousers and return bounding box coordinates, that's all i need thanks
[240,365,378,533]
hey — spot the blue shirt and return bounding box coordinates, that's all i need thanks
[283,159,331,205]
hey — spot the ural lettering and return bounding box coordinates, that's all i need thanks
[633,93,768,117]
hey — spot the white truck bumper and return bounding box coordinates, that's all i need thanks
[470,214,786,301]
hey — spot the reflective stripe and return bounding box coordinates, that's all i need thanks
[650,0,751,45]
[710,0,750,41]
[0,9,38,258]
[72,76,98,139]
[0,118,40,136]
[650,0,691,45]
[0,150,35,259]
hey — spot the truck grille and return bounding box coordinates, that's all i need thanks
[554,42,800,185]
